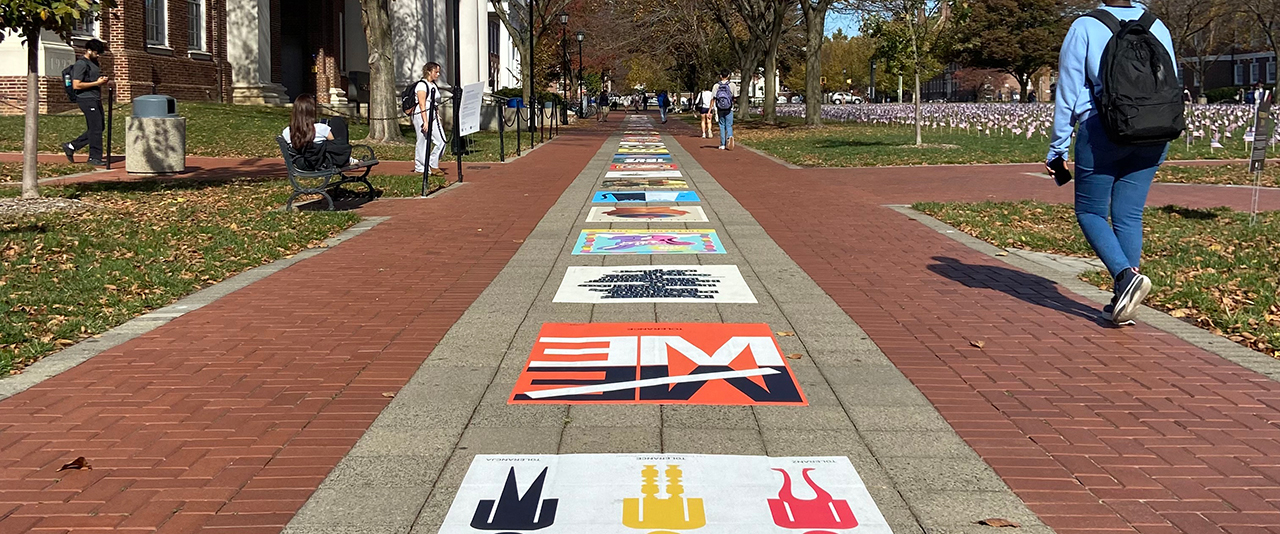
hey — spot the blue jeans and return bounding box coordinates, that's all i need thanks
[718,111,733,146]
[1073,115,1168,278]
[659,104,667,122]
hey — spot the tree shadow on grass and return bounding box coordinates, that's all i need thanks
[927,256,1120,329]
[1154,205,1221,220]
[812,138,902,149]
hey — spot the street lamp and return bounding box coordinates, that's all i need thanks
[559,12,569,104]
[575,30,586,111]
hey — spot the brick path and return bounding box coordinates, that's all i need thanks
[0,124,608,534]
[671,123,1280,533]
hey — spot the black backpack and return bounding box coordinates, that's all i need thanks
[400,80,429,116]
[61,60,83,103]
[1086,10,1185,145]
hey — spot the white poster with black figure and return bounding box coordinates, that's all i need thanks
[554,265,756,303]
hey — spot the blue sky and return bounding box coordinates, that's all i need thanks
[826,12,861,36]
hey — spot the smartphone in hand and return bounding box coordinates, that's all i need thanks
[1047,156,1072,186]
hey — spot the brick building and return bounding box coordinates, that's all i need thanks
[1182,51,1277,99]
[0,0,230,115]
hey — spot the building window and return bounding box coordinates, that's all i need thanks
[1235,63,1245,85]
[187,0,205,50]
[1251,62,1260,84]
[489,20,500,54]
[1269,61,1277,84]
[72,14,98,37]
[146,0,167,46]
[1192,71,1200,87]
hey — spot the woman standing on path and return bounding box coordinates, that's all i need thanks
[1046,0,1179,325]
[414,62,448,177]
[695,86,715,138]
[714,71,738,150]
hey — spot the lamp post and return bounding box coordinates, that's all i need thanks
[575,30,585,112]
[559,12,569,105]
[528,0,536,147]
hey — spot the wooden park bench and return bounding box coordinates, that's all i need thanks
[276,136,380,211]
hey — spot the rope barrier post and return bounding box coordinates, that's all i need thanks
[516,105,522,156]
[499,103,506,163]
[422,103,435,197]
[105,87,115,170]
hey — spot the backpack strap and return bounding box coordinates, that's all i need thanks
[1085,9,1121,35]
[1137,11,1157,31]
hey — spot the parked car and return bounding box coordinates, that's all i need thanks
[830,92,864,105]
[790,94,804,104]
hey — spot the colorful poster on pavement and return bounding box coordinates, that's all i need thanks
[509,323,806,405]
[609,163,679,171]
[601,178,687,188]
[620,141,666,146]
[613,155,674,163]
[554,265,755,303]
[440,454,890,534]
[605,170,684,179]
[620,136,662,143]
[592,191,699,202]
[617,147,671,154]
[586,206,708,223]
[573,229,724,255]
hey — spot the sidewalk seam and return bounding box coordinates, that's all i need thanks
[0,215,390,401]
[887,204,1280,382]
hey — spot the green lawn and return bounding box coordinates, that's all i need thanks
[0,102,542,162]
[1,178,360,374]
[914,200,1280,359]
[726,117,1261,167]
[0,162,95,182]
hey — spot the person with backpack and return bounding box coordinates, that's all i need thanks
[62,39,110,166]
[598,89,610,122]
[657,90,670,123]
[1046,0,1183,325]
[714,71,738,150]
[695,86,714,138]
[406,62,447,176]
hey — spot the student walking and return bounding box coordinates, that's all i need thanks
[657,90,670,123]
[413,62,448,176]
[1046,0,1182,325]
[713,71,738,150]
[695,87,714,138]
[63,39,110,166]
[597,89,610,122]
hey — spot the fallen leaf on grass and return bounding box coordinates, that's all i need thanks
[776,331,795,337]
[969,340,986,349]
[786,353,802,360]
[976,518,1019,527]
[58,457,91,471]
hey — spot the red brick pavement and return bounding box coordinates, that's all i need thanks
[0,124,609,534]
[672,124,1280,534]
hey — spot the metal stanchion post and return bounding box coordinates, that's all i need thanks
[105,87,115,170]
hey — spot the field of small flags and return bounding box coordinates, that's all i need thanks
[769,103,1277,151]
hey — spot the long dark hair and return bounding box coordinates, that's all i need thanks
[290,94,317,151]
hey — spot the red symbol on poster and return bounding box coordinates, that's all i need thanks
[509,323,806,405]
[768,468,857,533]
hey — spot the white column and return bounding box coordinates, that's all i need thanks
[228,0,286,104]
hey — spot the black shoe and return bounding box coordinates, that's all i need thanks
[1111,268,1151,325]
[86,159,107,166]
[1102,295,1134,326]
[63,143,75,162]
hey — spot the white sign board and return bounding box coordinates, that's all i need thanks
[440,454,891,534]
[458,82,486,137]
[554,265,755,303]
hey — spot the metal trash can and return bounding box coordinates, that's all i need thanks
[126,95,186,175]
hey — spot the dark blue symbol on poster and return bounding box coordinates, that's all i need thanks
[470,467,558,532]
[581,269,720,299]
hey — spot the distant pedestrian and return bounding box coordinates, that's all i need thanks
[597,89,610,122]
[657,90,670,123]
[695,86,714,138]
[713,71,738,150]
[1250,82,1265,108]
[413,62,447,176]
[641,90,649,111]
[1047,0,1181,325]
[62,39,110,166]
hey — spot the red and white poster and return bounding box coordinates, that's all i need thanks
[510,323,806,405]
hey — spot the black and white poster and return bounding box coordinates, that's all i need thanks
[554,265,756,303]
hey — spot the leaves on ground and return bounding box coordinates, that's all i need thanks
[969,340,986,349]
[776,331,795,336]
[917,200,1280,360]
[976,518,1020,527]
[1,178,360,374]
[58,457,91,471]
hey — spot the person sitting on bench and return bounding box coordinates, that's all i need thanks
[281,93,361,171]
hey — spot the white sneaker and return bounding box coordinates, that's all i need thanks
[718,145,725,150]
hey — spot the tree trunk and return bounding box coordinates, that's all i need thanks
[360,0,404,144]
[22,29,40,199]
[1017,72,1030,102]
[803,6,826,127]
[763,46,778,123]
[914,69,922,146]
[737,55,758,120]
